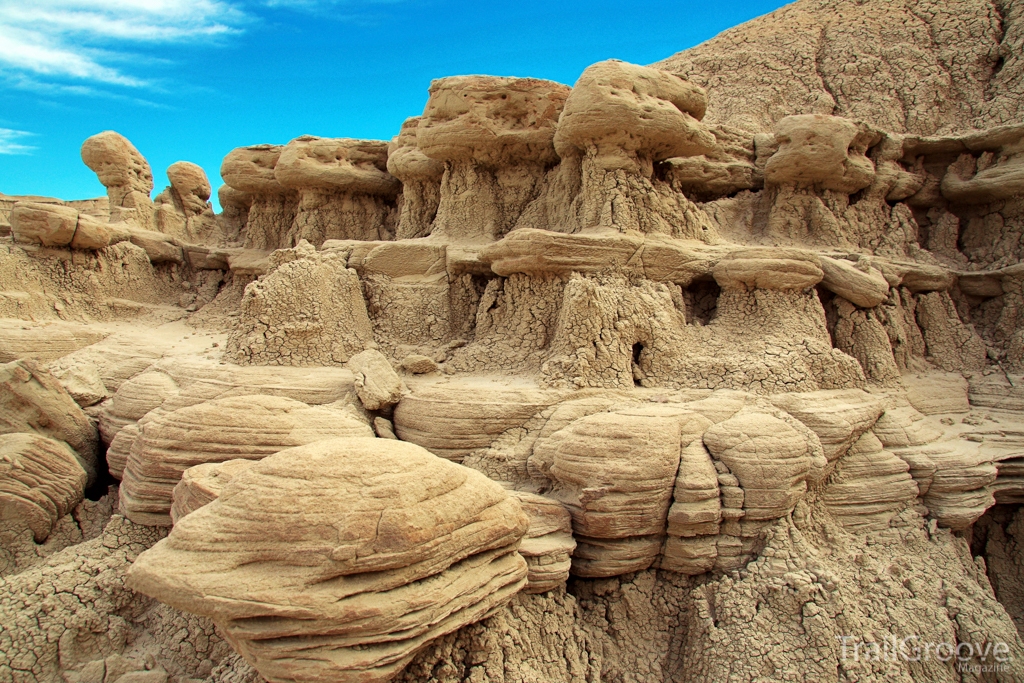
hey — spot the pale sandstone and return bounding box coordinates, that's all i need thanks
[0,433,86,542]
[127,438,529,683]
[119,394,373,526]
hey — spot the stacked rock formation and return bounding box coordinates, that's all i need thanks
[119,395,374,525]
[3,1,1024,681]
[127,438,529,683]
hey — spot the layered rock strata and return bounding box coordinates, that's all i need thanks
[127,438,529,683]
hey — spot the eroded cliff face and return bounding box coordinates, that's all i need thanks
[2,1,1024,682]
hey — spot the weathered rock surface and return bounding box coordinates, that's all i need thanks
[0,433,86,542]
[508,490,575,593]
[119,395,373,525]
[0,360,100,485]
[127,438,529,683]
[170,459,255,524]
[4,1,1024,681]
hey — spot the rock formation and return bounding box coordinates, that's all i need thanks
[127,438,529,683]
[3,1,1024,681]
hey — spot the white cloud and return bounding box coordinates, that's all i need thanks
[0,0,247,87]
[0,128,36,155]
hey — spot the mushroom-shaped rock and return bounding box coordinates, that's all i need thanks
[0,360,99,486]
[0,433,87,543]
[508,490,575,593]
[553,60,716,237]
[120,394,373,526]
[127,437,529,683]
[170,459,255,524]
[761,115,886,247]
[275,136,399,246]
[347,349,403,411]
[387,117,444,239]
[418,76,570,241]
[167,162,212,216]
[81,131,155,228]
[154,161,217,244]
[227,245,375,367]
[764,115,880,194]
[221,145,297,250]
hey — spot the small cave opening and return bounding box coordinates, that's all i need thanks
[683,279,721,326]
[631,342,644,387]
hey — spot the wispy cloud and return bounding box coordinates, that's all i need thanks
[0,128,36,155]
[0,0,248,88]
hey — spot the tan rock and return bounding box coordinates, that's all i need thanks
[481,228,643,277]
[394,382,564,462]
[508,490,575,593]
[227,245,375,366]
[902,372,970,415]
[347,349,403,410]
[822,431,919,532]
[703,408,823,521]
[769,389,885,462]
[533,409,685,577]
[81,131,155,227]
[166,161,212,218]
[818,256,890,308]
[0,360,99,485]
[71,215,131,250]
[553,60,717,237]
[119,394,373,525]
[399,354,438,375]
[0,433,86,542]
[0,320,107,364]
[764,115,880,193]
[170,459,255,523]
[418,76,570,241]
[387,117,444,239]
[10,202,79,247]
[127,438,529,683]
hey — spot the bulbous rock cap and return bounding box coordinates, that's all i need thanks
[764,114,882,193]
[81,131,154,193]
[417,75,570,166]
[387,117,444,181]
[221,144,287,194]
[275,136,401,196]
[167,161,212,203]
[554,60,715,162]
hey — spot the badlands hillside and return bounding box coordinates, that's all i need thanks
[1,0,1023,681]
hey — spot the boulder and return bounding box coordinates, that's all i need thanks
[508,490,575,593]
[170,459,256,524]
[347,349,403,411]
[119,394,374,526]
[0,433,86,542]
[127,437,529,683]
[0,360,99,485]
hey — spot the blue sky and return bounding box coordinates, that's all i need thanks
[0,0,790,209]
